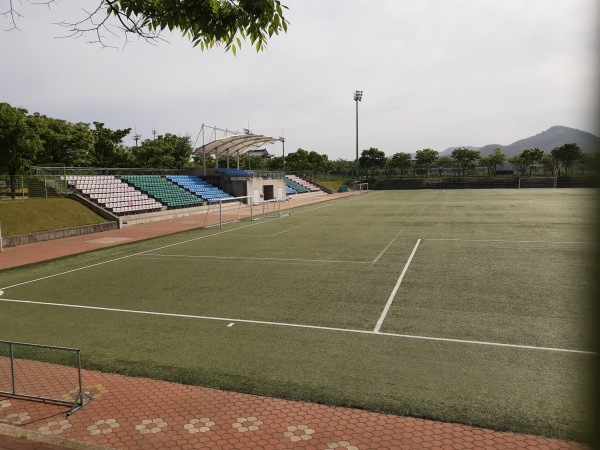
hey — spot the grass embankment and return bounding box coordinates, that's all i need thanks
[0,198,108,237]
[317,180,345,191]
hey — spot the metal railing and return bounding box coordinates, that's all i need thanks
[0,340,93,416]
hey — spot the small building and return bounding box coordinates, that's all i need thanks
[246,149,273,159]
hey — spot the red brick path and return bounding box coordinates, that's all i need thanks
[0,192,590,449]
[0,364,589,450]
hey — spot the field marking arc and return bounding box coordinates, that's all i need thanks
[0,196,359,292]
[0,297,593,355]
[373,239,421,333]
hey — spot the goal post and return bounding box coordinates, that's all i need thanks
[349,181,369,195]
[200,196,292,229]
[252,197,292,221]
[518,177,557,188]
[201,196,253,229]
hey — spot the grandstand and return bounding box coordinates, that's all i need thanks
[285,177,309,194]
[65,175,163,215]
[167,175,234,203]
[58,170,326,226]
[286,175,321,192]
[120,175,204,209]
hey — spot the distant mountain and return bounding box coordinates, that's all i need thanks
[440,126,600,157]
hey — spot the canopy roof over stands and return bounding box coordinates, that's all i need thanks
[194,134,279,158]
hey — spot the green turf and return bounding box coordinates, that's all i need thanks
[0,189,597,442]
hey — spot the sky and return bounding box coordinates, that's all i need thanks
[1,0,598,161]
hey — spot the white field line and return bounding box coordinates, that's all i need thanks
[0,225,257,291]
[426,238,599,245]
[0,297,594,355]
[135,254,370,264]
[0,197,356,292]
[233,217,326,237]
[372,230,404,265]
[373,239,421,333]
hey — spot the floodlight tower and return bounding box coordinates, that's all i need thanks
[279,136,286,174]
[353,90,363,178]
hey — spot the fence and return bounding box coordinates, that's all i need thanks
[0,340,93,416]
[0,175,68,199]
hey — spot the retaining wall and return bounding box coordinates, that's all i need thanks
[1,222,119,248]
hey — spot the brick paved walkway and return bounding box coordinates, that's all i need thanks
[0,192,591,449]
[0,364,589,450]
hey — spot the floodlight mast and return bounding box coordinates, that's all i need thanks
[279,136,285,175]
[354,90,363,178]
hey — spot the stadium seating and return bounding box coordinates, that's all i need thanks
[166,175,234,204]
[64,175,163,215]
[284,177,310,194]
[120,175,204,209]
[214,168,254,178]
[286,175,321,192]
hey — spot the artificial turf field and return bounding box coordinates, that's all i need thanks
[0,188,597,442]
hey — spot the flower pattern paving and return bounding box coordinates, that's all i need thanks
[0,362,590,450]
[0,400,11,409]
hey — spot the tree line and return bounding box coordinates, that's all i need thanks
[1,102,596,195]
[358,144,597,179]
[0,102,349,190]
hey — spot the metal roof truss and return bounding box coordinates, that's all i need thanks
[196,134,278,158]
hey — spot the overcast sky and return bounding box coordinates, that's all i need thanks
[1,0,598,160]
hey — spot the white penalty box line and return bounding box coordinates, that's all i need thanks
[374,239,421,333]
[0,297,594,355]
[426,238,599,245]
[134,254,371,265]
[371,236,597,333]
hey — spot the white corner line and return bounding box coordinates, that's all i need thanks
[373,239,421,333]
[0,297,594,355]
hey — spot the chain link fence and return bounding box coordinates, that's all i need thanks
[0,340,93,416]
[0,175,68,199]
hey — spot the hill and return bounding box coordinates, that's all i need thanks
[441,126,600,157]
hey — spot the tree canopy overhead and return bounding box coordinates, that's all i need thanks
[3,0,289,53]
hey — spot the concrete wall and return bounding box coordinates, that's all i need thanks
[187,169,286,204]
[1,222,119,248]
[68,194,121,227]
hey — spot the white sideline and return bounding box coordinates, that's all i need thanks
[0,297,594,355]
[0,196,359,292]
[373,239,421,333]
